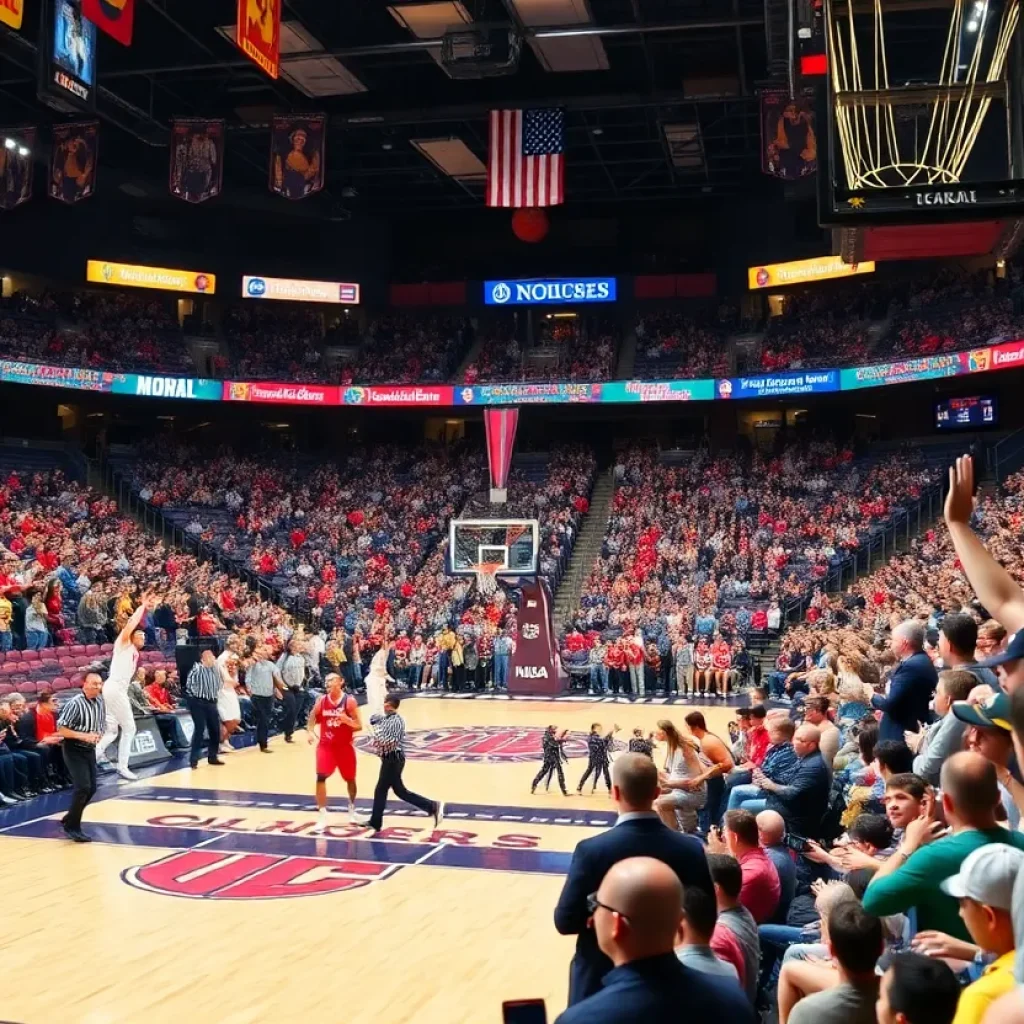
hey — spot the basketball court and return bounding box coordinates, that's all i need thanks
[0,696,735,1024]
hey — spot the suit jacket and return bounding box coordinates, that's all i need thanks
[554,953,755,1024]
[765,751,831,837]
[553,814,713,1005]
[872,651,937,742]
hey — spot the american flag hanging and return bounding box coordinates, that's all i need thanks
[487,108,565,208]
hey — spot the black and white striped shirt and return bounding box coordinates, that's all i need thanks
[186,662,221,701]
[57,693,105,735]
[369,712,406,757]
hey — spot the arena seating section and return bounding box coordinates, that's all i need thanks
[570,440,941,638]
[0,447,284,696]
[116,442,596,636]
[0,291,192,373]
[3,264,1024,385]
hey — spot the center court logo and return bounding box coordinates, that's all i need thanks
[491,282,512,304]
[355,725,624,763]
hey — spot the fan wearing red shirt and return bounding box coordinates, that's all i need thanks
[709,809,780,925]
[745,706,771,767]
[710,636,732,699]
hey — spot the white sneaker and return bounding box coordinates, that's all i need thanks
[347,804,357,824]
[117,767,139,782]
[315,810,328,832]
[219,743,233,754]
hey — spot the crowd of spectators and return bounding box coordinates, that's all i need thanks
[343,316,474,385]
[0,289,192,373]
[550,452,1024,1024]
[222,304,327,381]
[633,310,730,379]
[568,439,937,646]
[119,441,595,688]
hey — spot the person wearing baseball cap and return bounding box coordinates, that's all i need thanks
[953,691,1022,831]
[940,843,1024,1024]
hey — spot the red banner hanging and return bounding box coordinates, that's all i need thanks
[236,0,280,79]
[483,406,519,503]
[82,0,134,46]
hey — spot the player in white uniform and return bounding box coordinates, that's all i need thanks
[96,593,156,781]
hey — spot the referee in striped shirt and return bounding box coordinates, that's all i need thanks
[185,649,224,770]
[57,672,106,842]
[358,694,444,835]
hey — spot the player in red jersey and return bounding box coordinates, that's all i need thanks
[307,672,362,828]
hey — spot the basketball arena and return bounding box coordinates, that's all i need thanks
[3,1,1024,1023]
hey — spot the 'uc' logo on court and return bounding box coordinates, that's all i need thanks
[122,849,393,900]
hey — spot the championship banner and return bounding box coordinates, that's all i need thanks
[0,0,24,29]
[169,119,224,204]
[270,114,325,200]
[761,88,817,180]
[82,0,133,45]
[236,0,280,79]
[49,121,97,204]
[0,127,35,210]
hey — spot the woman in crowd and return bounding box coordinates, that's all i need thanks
[693,637,712,698]
[711,633,732,699]
[654,719,707,834]
[217,654,243,754]
[24,591,49,650]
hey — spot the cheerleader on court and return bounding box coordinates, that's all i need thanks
[531,726,570,795]
[576,722,620,794]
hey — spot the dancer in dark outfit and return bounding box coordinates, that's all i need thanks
[628,728,655,758]
[576,722,620,794]
[531,725,570,795]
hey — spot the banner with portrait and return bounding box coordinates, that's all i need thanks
[49,121,97,204]
[0,127,35,210]
[169,118,224,204]
[761,88,817,180]
[269,114,325,200]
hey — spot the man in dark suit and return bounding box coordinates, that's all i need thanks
[872,620,938,742]
[554,856,755,1024]
[754,724,831,837]
[554,753,713,1006]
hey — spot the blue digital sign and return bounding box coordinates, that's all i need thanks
[716,370,840,400]
[484,277,617,306]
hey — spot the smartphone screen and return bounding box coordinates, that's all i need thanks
[502,999,548,1024]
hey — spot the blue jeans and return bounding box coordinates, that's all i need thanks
[493,653,509,688]
[26,630,48,650]
[739,798,768,814]
[0,631,11,652]
[727,783,762,812]
[589,664,607,692]
[758,924,805,995]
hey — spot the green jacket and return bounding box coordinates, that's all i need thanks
[862,828,1024,940]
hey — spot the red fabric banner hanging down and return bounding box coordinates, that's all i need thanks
[483,407,519,503]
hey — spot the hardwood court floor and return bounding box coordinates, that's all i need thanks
[0,697,735,1024]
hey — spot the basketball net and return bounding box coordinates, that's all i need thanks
[474,563,502,599]
[827,0,1019,189]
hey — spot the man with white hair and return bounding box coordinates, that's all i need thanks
[872,619,938,743]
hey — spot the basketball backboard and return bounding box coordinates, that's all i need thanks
[448,518,539,577]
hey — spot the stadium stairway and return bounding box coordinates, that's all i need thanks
[552,465,616,633]
[614,327,637,380]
